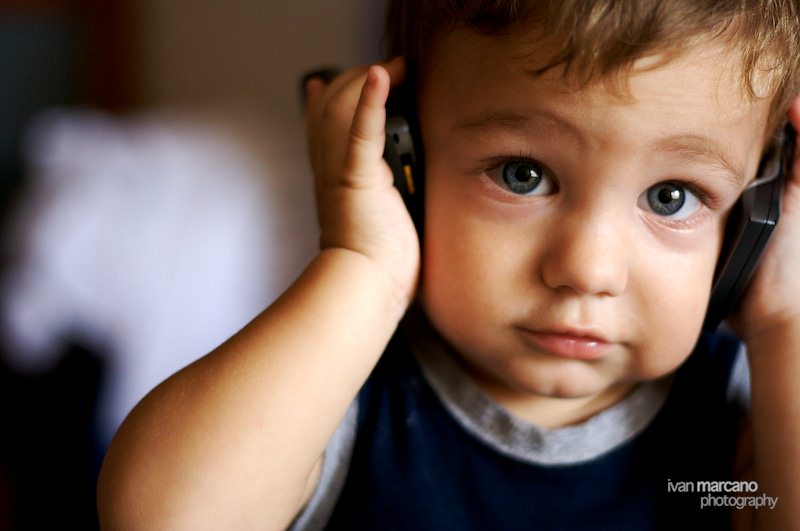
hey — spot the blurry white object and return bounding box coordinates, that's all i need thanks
[1,108,317,439]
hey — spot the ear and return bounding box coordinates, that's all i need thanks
[789,93,800,129]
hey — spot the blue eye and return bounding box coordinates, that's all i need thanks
[640,182,701,218]
[497,161,556,196]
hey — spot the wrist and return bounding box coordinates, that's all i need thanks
[315,247,417,324]
[742,314,800,362]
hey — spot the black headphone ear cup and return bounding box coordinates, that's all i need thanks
[702,125,792,331]
[384,83,425,234]
[385,116,417,200]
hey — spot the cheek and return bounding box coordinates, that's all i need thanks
[419,169,515,336]
[420,181,485,323]
[630,247,719,378]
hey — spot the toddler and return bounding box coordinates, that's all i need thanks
[98,1,800,529]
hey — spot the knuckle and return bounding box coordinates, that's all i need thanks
[320,99,352,127]
[315,69,374,133]
[349,121,374,145]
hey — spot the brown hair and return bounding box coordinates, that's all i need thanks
[384,0,800,133]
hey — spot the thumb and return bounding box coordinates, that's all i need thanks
[342,65,392,188]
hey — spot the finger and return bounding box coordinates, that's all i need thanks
[304,77,327,113]
[307,66,370,146]
[312,67,370,123]
[342,65,392,188]
[307,59,403,147]
[301,68,340,109]
[305,76,328,188]
[312,58,402,131]
[307,60,405,190]
[307,68,370,169]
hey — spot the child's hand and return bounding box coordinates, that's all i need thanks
[730,96,800,342]
[305,59,420,309]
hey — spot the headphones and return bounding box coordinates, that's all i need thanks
[702,125,794,330]
[383,84,795,332]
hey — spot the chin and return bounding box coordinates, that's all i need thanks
[500,360,616,399]
[525,380,610,400]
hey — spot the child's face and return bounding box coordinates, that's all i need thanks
[418,27,771,409]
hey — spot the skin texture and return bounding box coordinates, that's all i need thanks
[418,28,770,427]
[97,23,800,531]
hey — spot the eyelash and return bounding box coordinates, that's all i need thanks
[482,153,542,173]
[666,178,720,210]
[480,154,724,210]
[482,153,554,185]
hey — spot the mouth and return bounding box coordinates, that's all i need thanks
[517,326,617,360]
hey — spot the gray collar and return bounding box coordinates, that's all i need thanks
[409,320,672,466]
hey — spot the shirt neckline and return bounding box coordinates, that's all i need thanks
[407,316,673,466]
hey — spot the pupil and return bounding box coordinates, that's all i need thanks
[516,166,535,182]
[647,183,685,216]
[658,188,681,204]
[502,162,542,195]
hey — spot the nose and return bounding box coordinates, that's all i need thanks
[540,203,629,297]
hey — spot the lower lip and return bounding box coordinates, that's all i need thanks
[520,330,615,360]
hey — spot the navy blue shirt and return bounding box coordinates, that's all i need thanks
[320,331,744,531]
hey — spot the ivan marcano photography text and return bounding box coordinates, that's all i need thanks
[667,479,778,510]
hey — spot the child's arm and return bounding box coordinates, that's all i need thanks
[97,61,419,530]
[730,96,800,531]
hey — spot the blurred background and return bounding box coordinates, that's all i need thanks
[0,1,385,528]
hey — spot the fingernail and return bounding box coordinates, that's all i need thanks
[367,66,380,86]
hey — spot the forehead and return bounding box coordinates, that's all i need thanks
[418,26,772,174]
[422,25,757,113]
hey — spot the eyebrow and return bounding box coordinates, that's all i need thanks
[454,110,746,188]
[655,135,745,188]
[453,109,575,135]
